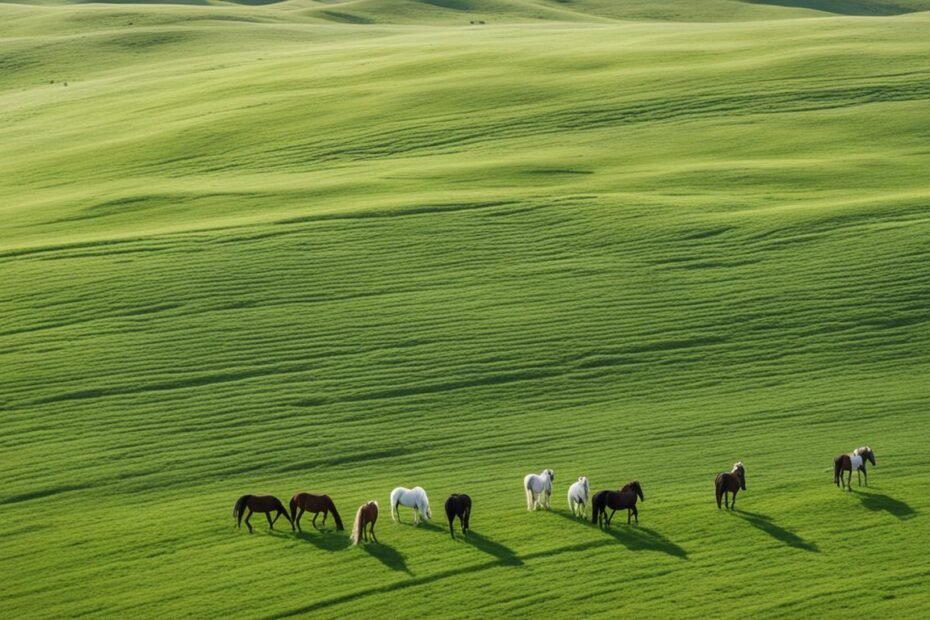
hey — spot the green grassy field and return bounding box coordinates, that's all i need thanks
[2,1,930,617]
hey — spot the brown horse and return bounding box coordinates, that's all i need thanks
[289,493,344,531]
[351,501,379,545]
[834,446,876,490]
[715,462,746,510]
[444,493,472,539]
[233,495,293,533]
[591,481,645,527]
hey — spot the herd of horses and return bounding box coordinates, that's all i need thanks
[232,446,876,544]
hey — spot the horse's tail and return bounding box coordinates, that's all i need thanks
[233,495,252,527]
[390,489,399,522]
[289,496,298,521]
[328,497,344,531]
[351,505,364,545]
[833,456,841,485]
[590,494,601,524]
[525,486,534,511]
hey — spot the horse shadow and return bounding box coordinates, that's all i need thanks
[551,510,688,559]
[361,541,412,575]
[853,490,916,519]
[458,531,524,566]
[734,511,819,552]
[293,530,350,552]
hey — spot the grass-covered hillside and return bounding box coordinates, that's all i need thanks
[2,1,929,617]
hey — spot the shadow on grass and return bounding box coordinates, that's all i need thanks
[458,531,523,566]
[361,541,412,575]
[294,530,350,552]
[734,511,819,552]
[550,509,688,559]
[854,490,916,519]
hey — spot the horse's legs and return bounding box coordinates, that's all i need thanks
[731,491,737,511]
[863,467,868,487]
[266,512,275,529]
[322,510,328,527]
[632,505,639,524]
[545,491,551,510]
[724,492,730,510]
[312,512,320,530]
[857,469,862,487]
[846,469,852,491]
[369,521,378,544]
[607,509,616,527]
[245,510,254,533]
[295,509,304,531]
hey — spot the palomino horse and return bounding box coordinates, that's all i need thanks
[390,486,432,524]
[233,495,293,533]
[567,476,590,518]
[591,481,644,527]
[524,469,555,510]
[289,493,344,531]
[351,501,379,545]
[444,493,472,539]
[715,462,746,510]
[834,446,876,490]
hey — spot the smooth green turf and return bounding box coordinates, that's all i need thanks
[2,1,930,618]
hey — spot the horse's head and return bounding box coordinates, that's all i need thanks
[621,481,644,501]
[580,476,589,492]
[421,493,432,519]
[859,447,876,466]
[545,469,555,482]
[734,462,746,490]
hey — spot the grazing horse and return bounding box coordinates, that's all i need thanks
[834,446,876,490]
[715,462,746,510]
[444,494,472,539]
[524,469,555,510]
[390,486,432,524]
[351,501,379,545]
[567,476,590,518]
[591,481,645,527]
[289,493,344,531]
[232,495,293,533]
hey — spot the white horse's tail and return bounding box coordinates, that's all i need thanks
[350,504,364,545]
[390,488,401,522]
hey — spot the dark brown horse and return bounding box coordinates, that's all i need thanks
[715,462,745,510]
[233,495,293,533]
[289,493,344,531]
[444,493,472,539]
[591,481,645,527]
[351,501,379,545]
[834,446,875,490]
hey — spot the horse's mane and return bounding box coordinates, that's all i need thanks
[733,461,745,471]
[854,446,870,456]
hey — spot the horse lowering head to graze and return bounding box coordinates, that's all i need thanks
[715,462,746,511]
[351,501,379,545]
[567,476,590,518]
[233,495,293,533]
[444,494,472,539]
[834,446,876,490]
[390,486,431,524]
[289,493,344,532]
[524,469,554,511]
[591,481,644,527]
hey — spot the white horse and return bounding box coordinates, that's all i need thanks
[524,469,554,510]
[567,476,589,517]
[390,486,432,524]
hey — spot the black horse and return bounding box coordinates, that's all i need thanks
[444,493,472,539]
[591,481,644,527]
[715,462,746,510]
[834,446,875,490]
[233,495,293,533]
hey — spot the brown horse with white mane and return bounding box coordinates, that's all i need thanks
[351,501,379,545]
[715,462,745,510]
[591,481,645,527]
[289,493,344,531]
[233,495,293,533]
[834,446,875,490]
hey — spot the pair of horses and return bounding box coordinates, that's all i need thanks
[390,486,472,539]
[834,446,876,490]
[232,492,342,534]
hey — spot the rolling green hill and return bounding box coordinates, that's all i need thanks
[2,1,930,618]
